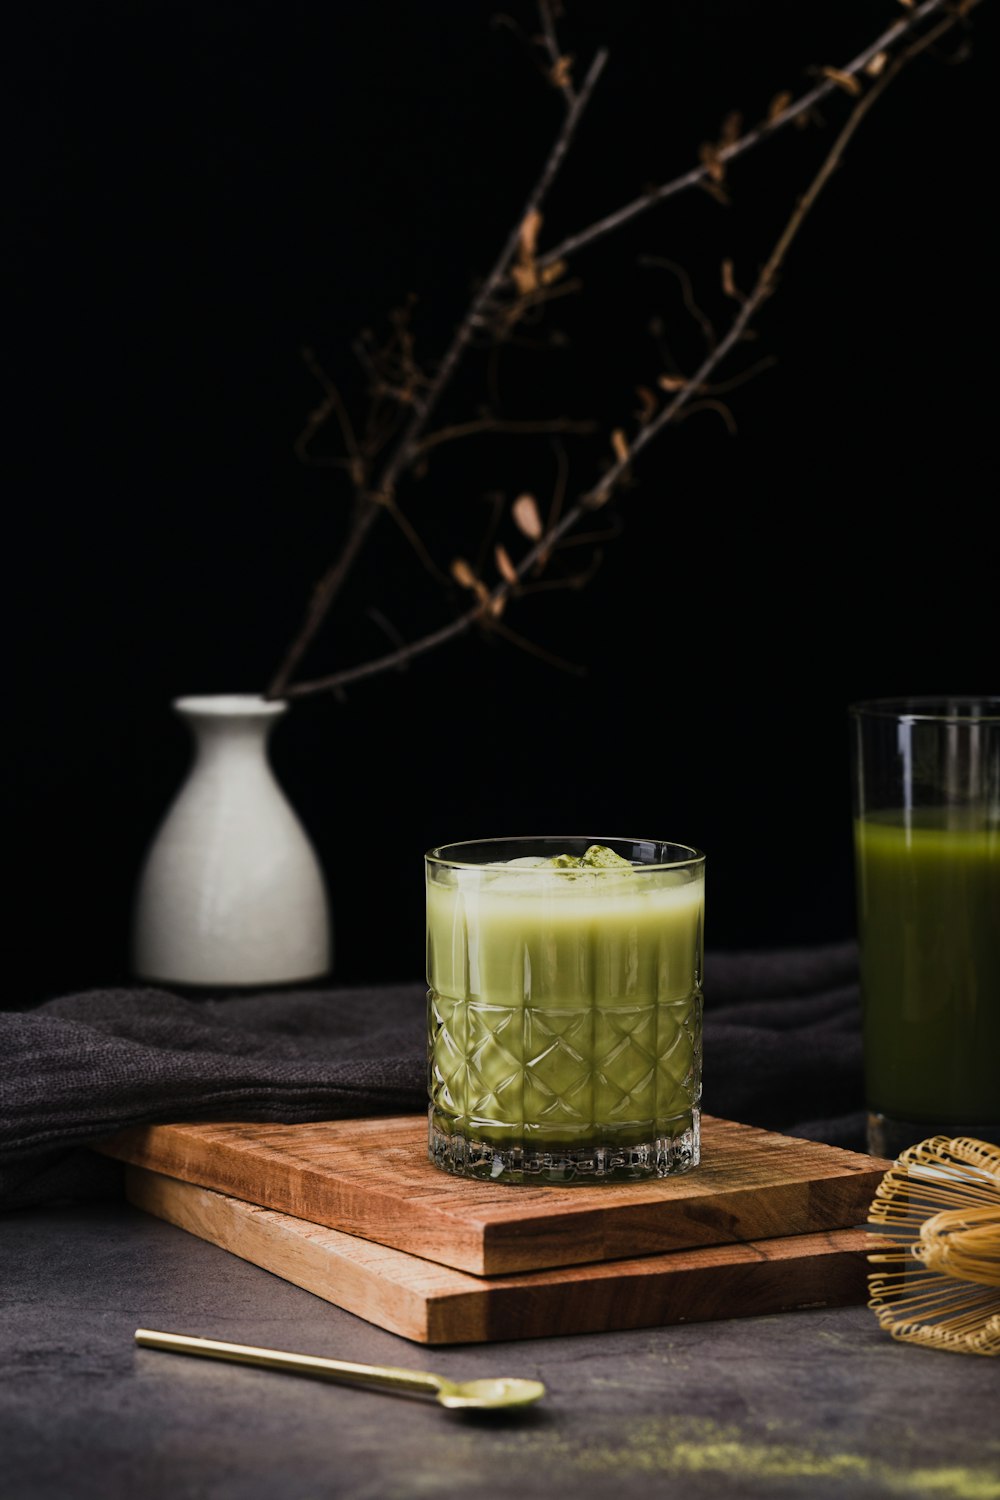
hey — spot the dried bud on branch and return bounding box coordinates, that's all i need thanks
[821,66,864,96]
[512,494,544,540]
[719,111,743,146]
[698,141,726,184]
[721,258,743,301]
[495,544,519,585]
[634,386,658,425]
[511,209,544,296]
[550,54,574,91]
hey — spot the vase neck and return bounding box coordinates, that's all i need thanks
[173,694,287,757]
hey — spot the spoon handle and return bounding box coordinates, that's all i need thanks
[134,1329,443,1400]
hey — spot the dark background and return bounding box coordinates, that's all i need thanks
[7,0,996,1006]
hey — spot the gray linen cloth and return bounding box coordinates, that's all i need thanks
[0,941,864,1209]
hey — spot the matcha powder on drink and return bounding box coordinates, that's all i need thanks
[547,845,634,870]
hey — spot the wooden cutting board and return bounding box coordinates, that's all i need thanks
[98,1114,891,1276]
[126,1166,892,1345]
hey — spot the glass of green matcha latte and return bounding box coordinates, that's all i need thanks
[425,837,705,1184]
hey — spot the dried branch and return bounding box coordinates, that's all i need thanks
[295,347,366,487]
[417,415,597,456]
[266,45,609,699]
[282,9,965,701]
[542,437,570,554]
[517,547,605,595]
[538,0,577,105]
[382,495,451,585]
[535,0,960,274]
[673,397,739,438]
[366,607,408,657]
[488,617,586,675]
[640,257,717,352]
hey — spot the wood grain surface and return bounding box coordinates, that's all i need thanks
[97,1114,891,1276]
[125,1166,893,1345]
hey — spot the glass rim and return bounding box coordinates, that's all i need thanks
[849,695,1000,724]
[425,836,705,873]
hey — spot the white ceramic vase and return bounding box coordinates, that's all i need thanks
[132,694,332,987]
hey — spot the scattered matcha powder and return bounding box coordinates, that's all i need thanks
[481,1418,1000,1499]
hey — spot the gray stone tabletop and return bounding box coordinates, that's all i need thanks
[2,1201,997,1500]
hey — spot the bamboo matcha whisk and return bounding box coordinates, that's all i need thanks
[867,1135,1000,1358]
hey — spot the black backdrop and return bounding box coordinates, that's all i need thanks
[7,0,996,1005]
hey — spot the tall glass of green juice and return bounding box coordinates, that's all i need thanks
[426,837,705,1184]
[849,698,1000,1159]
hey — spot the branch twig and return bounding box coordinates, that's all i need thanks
[418,416,597,456]
[266,46,609,699]
[282,10,963,700]
[538,0,577,106]
[295,347,366,487]
[535,0,959,273]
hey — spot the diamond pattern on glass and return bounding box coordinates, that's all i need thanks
[430,989,702,1140]
[523,1008,593,1124]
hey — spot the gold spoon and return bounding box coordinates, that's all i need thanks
[134,1329,546,1412]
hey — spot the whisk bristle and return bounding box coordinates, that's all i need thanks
[867,1136,1000,1357]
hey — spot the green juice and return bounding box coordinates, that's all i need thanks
[426,859,704,1173]
[853,811,1000,1125]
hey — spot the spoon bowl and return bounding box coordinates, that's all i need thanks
[435,1377,547,1410]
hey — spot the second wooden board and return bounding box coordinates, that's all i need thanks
[126,1166,892,1345]
[98,1113,891,1276]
